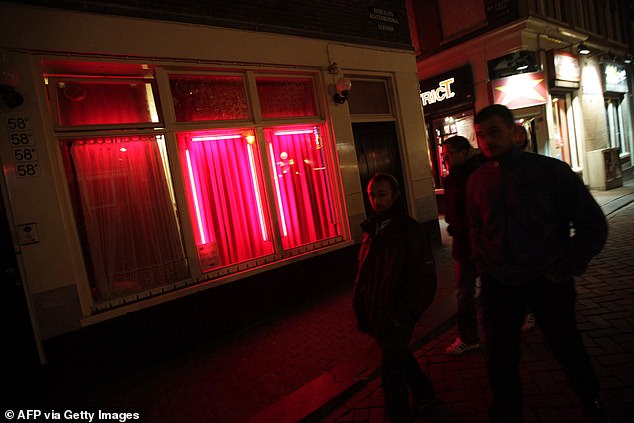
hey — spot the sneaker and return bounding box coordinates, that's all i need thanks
[445,338,480,355]
[522,313,536,331]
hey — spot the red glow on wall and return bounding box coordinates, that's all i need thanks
[265,125,339,249]
[178,129,273,271]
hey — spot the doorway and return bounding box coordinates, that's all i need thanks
[352,121,407,217]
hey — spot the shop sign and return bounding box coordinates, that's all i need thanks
[603,63,628,94]
[420,65,473,115]
[548,50,580,89]
[490,71,547,110]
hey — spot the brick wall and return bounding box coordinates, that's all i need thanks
[11,0,412,49]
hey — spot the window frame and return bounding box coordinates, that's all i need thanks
[48,63,348,312]
[47,76,162,132]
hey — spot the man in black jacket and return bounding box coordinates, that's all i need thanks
[467,104,609,423]
[441,136,486,355]
[354,173,437,423]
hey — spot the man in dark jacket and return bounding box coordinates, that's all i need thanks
[441,136,487,355]
[467,104,609,423]
[354,173,437,423]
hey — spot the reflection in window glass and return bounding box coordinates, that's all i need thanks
[60,135,189,301]
[178,130,273,271]
[169,75,249,121]
[265,125,339,249]
[256,77,318,118]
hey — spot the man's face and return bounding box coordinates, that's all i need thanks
[442,146,467,170]
[475,115,517,159]
[368,179,398,215]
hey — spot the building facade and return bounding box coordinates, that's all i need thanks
[407,0,633,192]
[0,1,438,364]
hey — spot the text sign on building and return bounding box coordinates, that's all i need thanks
[368,7,399,32]
[419,65,473,116]
[5,115,42,178]
[603,63,628,94]
[490,71,547,110]
[548,50,580,89]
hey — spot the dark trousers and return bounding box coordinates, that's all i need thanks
[377,321,435,422]
[481,275,600,423]
[455,259,479,344]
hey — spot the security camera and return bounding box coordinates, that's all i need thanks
[0,84,24,108]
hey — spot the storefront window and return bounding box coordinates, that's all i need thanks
[53,80,159,127]
[551,96,574,165]
[605,97,629,155]
[169,74,250,122]
[429,111,475,187]
[256,77,318,118]
[49,64,346,307]
[60,135,189,301]
[265,125,340,249]
[177,129,274,271]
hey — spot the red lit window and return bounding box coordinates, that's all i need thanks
[256,77,318,118]
[178,130,273,271]
[169,74,250,121]
[54,80,159,127]
[60,135,189,301]
[265,125,339,249]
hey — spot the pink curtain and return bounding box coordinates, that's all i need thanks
[56,82,155,126]
[179,131,273,270]
[266,126,339,249]
[67,136,189,300]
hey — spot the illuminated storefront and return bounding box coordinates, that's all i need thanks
[47,66,345,308]
[419,65,475,191]
[0,4,438,352]
[602,62,632,169]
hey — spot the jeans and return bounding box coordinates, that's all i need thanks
[455,259,479,344]
[377,320,435,422]
[481,274,600,423]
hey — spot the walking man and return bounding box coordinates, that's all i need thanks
[467,104,609,422]
[441,136,486,355]
[353,173,438,422]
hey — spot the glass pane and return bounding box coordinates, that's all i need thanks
[256,77,318,118]
[348,80,390,115]
[265,125,339,249]
[169,75,249,121]
[178,129,273,271]
[60,135,189,301]
[55,81,159,126]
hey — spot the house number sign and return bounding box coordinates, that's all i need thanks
[5,116,41,178]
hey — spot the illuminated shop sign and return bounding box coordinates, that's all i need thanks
[490,71,547,109]
[602,63,628,94]
[548,50,580,89]
[419,65,473,115]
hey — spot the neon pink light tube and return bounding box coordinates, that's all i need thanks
[185,149,207,244]
[191,134,242,142]
[248,143,268,241]
[268,143,288,237]
[273,129,314,136]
